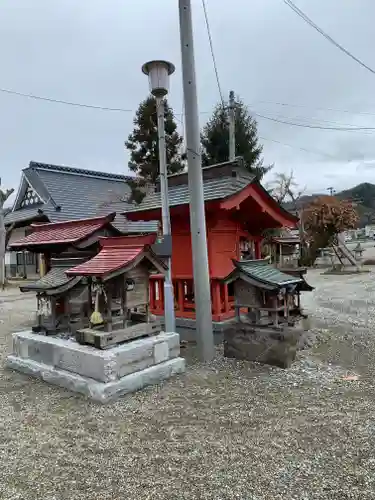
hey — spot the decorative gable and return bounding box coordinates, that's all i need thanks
[19,184,42,208]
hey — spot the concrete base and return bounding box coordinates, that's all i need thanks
[224,324,302,369]
[6,330,186,403]
[158,316,236,344]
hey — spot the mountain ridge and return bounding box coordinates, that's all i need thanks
[283,182,375,227]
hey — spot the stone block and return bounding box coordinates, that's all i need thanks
[223,324,302,369]
[7,330,185,401]
[154,341,169,364]
[6,355,186,404]
[113,332,179,378]
[55,344,117,383]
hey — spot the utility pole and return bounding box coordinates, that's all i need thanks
[178,0,215,361]
[228,90,236,161]
[0,179,14,290]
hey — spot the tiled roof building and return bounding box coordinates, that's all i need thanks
[5,161,158,234]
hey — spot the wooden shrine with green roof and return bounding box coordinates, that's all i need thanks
[222,259,313,328]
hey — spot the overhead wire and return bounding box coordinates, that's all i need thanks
[263,138,339,161]
[259,136,339,161]
[201,0,225,107]
[283,0,375,76]
[251,99,375,117]
[251,110,375,131]
[252,109,374,129]
[0,86,133,112]
[1,84,374,132]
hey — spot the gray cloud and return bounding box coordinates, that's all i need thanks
[1,0,375,198]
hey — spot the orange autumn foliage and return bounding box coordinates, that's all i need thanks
[303,195,359,239]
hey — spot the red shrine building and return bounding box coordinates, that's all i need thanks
[125,159,298,327]
[9,159,299,336]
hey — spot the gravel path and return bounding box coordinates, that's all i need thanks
[1,272,375,500]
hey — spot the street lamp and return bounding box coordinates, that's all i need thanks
[142,60,176,333]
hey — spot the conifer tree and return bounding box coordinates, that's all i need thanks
[201,96,271,179]
[125,96,185,203]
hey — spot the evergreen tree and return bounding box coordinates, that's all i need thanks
[125,96,185,203]
[201,96,271,179]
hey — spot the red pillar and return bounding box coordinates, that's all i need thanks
[177,280,184,314]
[223,283,230,313]
[254,239,261,259]
[212,281,222,318]
[149,279,155,310]
[160,278,165,313]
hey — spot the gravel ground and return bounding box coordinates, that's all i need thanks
[1,270,375,500]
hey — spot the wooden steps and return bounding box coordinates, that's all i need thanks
[76,320,161,350]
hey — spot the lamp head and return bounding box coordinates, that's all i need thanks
[142,60,175,97]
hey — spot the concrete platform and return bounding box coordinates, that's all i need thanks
[6,330,186,403]
[159,316,235,344]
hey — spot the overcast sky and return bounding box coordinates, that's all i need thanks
[1,0,375,203]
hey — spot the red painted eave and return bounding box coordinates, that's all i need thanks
[66,235,159,277]
[9,213,116,249]
[220,182,298,228]
[99,233,157,248]
[66,245,144,277]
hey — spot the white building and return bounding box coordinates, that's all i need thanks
[365,225,375,238]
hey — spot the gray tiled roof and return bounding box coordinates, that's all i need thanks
[4,207,44,224]
[20,267,80,292]
[125,176,251,213]
[5,162,159,233]
[112,216,159,234]
[234,259,302,287]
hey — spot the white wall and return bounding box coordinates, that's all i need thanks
[365,225,375,238]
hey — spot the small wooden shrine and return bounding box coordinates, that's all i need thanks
[222,259,313,328]
[9,214,121,334]
[125,159,302,323]
[9,213,121,278]
[65,235,166,349]
[268,230,300,269]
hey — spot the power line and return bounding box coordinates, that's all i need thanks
[2,82,375,134]
[0,84,364,162]
[252,110,375,131]
[255,110,372,129]
[201,0,225,106]
[252,99,375,117]
[0,86,133,112]
[259,136,338,161]
[283,0,375,76]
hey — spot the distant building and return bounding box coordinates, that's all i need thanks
[4,162,157,278]
[365,224,375,238]
[342,229,361,241]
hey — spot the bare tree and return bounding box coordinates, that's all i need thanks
[0,179,14,289]
[270,171,305,209]
[269,171,307,262]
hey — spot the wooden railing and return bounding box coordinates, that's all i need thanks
[149,275,235,321]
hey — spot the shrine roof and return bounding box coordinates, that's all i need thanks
[65,234,165,279]
[20,267,81,295]
[9,214,116,249]
[223,259,303,290]
[124,162,252,214]
[271,229,300,244]
[124,158,298,227]
[272,236,300,244]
